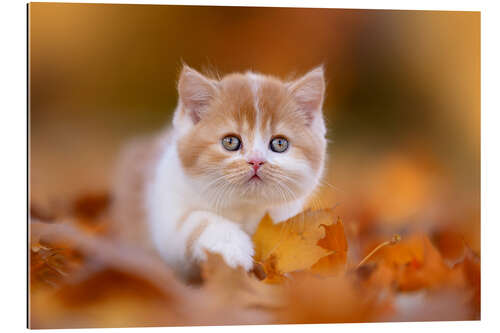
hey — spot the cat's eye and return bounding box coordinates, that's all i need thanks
[221,135,241,151]
[270,136,289,153]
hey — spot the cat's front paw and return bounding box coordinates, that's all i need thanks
[192,222,254,271]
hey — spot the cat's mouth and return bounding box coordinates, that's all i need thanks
[248,174,261,182]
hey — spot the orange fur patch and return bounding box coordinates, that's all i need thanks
[185,221,209,259]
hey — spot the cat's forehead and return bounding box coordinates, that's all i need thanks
[214,72,293,132]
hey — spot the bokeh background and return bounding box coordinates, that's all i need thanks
[29,3,480,254]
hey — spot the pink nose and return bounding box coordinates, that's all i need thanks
[248,159,265,172]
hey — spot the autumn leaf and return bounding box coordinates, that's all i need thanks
[200,253,283,310]
[389,289,477,322]
[30,220,280,328]
[310,216,348,275]
[252,209,346,280]
[433,228,467,265]
[275,272,392,324]
[29,191,480,326]
[255,254,286,283]
[451,246,481,317]
[360,234,469,292]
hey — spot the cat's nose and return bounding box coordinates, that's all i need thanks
[248,159,265,172]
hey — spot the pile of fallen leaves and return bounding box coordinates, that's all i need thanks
[29,191,480,328]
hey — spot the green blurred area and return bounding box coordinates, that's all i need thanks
[29,3,480,244]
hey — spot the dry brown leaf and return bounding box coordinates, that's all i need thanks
[30,268,181,329]
[30,220,281,328]
[361,234,468,291]
[452,246,481,317]
[29,220,207,328]
[275,272,393,324]
[432,228,467,265]
[201,253,283,310]
[388,289,476,322]
[29,191,480,327]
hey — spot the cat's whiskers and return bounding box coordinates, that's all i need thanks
[268,171,302,195]
[201,169,249,195]
[204,168,254,214]
[319,179,345,194]
[201,174,229,194]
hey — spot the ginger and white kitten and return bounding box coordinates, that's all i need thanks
[112,65,327,280]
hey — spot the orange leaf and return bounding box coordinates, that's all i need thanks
[364,234,467,291]
[310,217,348,275]
[276,272,392,324]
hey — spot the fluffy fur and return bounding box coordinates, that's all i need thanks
[112,65,327,280]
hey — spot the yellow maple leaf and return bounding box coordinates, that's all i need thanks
[253,209,346,279]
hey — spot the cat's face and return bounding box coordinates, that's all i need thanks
[174,66,327,208]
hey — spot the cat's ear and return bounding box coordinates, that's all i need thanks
[287,66,325,123]
[178,65,217,123]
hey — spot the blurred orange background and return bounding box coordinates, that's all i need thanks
[29,3,480,252]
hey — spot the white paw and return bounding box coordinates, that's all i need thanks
[192,222,254,271]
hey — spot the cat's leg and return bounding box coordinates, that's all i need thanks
[180,211,254,271]
[268,198,306,223]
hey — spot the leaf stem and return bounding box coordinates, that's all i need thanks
[356,234,401,270]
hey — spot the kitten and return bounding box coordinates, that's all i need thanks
[112,65,327,280]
